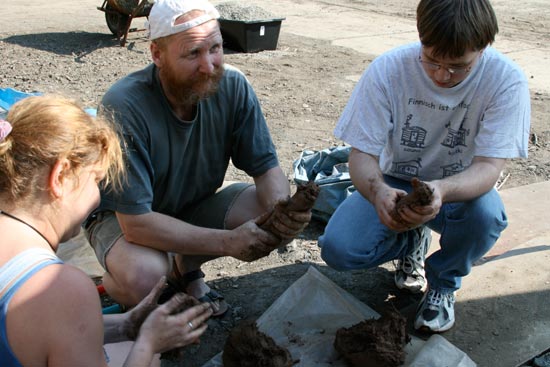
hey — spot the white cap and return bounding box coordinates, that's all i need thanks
[147,0,220,40]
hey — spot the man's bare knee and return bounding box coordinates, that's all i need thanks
[225,185,265,229]
[104,239,170,305]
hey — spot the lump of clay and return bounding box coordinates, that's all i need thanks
[334,311,410,367]
[240,181,320,262]
[223,319,293,367]
[391,177,434,225]
[258,180,320,239]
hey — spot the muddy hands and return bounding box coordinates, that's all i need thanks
[390,177,434,225]
[240,181,320,262]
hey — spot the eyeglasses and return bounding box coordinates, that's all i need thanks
[418,54,477,76]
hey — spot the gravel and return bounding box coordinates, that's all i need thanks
[216,2,278,21]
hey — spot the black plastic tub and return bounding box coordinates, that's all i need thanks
[219,18,285,53]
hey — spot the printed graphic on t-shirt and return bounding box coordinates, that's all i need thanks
[441,121,470,149]
[441,160,465,177]
[391,98,472,179]
[391,157,422,177]
[401,114,427,149]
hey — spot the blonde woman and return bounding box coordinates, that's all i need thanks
[0,95,212,367]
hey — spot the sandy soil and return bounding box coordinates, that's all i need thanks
[1,0,549,366]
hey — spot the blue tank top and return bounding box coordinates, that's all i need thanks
[0,248,63,367]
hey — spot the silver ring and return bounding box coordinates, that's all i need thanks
[187,321,194,329]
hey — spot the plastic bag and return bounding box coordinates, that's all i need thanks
[0,87,41,119]
[0,87,96,118]
[408,334,477,367]
[293,146,355,222]
[201,267,476,366]
[201,266,426,367]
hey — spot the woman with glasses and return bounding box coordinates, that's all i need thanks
[319,0,530,333]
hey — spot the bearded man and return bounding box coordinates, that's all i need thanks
[85,0,311,317]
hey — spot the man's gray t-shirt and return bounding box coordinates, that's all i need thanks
[98,64,279,219]
[335,42,530,181]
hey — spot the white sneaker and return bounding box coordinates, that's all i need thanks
[414,288,456,333]
[394,226,431,293]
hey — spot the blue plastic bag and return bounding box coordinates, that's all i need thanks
[293,145,355,222]
[0,88,97,118]
[0,88,41,112]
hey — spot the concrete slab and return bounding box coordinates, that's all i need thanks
[485,181,550,260]
[410,181,550,366]
[389,181,549,366]
[426,181,550,262]
[444,235,550,367]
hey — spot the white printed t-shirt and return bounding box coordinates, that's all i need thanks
[334,42,530,181]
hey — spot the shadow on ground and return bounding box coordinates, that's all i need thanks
[2,31,123,56]
[480,244,550,264]
[2,30,265,58]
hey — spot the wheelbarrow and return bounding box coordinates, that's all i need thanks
[97,0,153,46]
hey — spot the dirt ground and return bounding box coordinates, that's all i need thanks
[1,0,549,366]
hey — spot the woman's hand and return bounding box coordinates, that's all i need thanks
[123,276,167,340]
[135,293,213,354]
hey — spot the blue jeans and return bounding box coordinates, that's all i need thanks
[319,175,508,292]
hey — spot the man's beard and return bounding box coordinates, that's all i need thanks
[160,64,225,107]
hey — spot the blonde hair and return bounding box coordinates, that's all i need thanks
[0,95,125,204]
